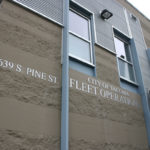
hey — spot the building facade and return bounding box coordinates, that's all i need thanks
[0,0,150,149]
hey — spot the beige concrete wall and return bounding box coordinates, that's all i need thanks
[0,0,62,149]
[95,45,120,86]
[69,70,149,150]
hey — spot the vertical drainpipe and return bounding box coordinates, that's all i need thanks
[124,8,150,146]
[131,39,150,147]
[61,0,69,150]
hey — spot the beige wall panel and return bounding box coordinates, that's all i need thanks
[0,42,61,80]
[69,69,143,122]
[69,113,105,142]
[104,119,148,146]
[0,98,61,149]
[0,98,60,136]
[0,0,62,60]
[0,129,60,150]
[0,66,61,109]
[69,112,148,150]
[69,69,148,149]
[95,45,120,86]
[0,1,62,149]
[0,0,62,108]
[70,88,144,126]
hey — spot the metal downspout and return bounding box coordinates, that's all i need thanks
[131,39,150,147]
[61,0,69,150]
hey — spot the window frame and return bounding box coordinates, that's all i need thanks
[113,30,137,84]
[114,35,133,63]
[68,8,94,65]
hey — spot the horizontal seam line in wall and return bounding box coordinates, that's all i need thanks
[95,43,116,56]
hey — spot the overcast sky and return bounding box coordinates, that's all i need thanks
[127,0,150,20]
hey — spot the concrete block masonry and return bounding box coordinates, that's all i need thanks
[0,58,57,84]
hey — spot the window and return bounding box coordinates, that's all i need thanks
[69,9,93,64]
[114,32,136,83]
[68,2,95,76]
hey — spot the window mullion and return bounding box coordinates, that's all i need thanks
[69,31,90,43]
[118,57,133,65]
